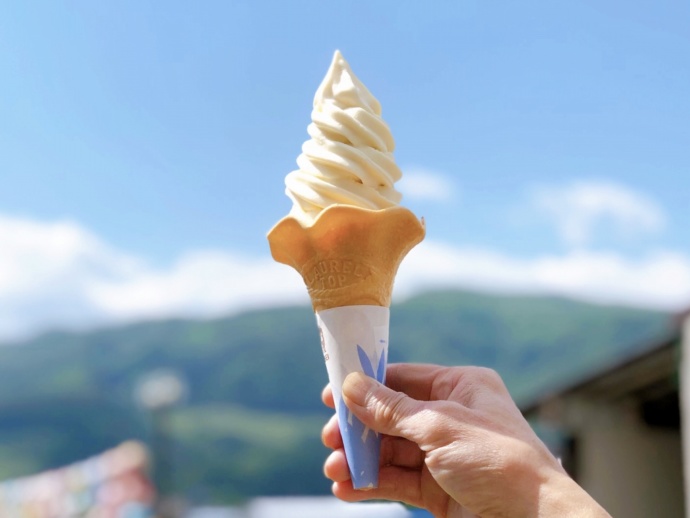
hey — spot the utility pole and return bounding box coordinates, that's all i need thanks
[681,313,690,518]
[135,369,187,517]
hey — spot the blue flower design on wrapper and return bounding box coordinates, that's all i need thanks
[357,344,387,385]
[336,344,387,489]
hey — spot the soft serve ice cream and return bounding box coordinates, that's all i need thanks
[267,50,424,489]
[285,50,403,225]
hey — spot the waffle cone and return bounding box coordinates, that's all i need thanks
[267,206,425,312]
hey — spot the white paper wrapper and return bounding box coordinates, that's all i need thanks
[316,305,389,490]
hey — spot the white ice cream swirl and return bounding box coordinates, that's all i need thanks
[286,50,403,225]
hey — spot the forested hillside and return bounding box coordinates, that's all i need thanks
[0,290,672,503]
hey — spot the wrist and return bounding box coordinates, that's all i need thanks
[538,471,610,517]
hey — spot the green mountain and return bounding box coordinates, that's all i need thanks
[0,290,673,503]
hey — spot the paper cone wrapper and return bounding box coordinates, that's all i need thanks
[317,305,389,490]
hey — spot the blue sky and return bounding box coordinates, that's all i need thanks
[1,1,689,340]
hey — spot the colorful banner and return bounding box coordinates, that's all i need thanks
[0,441,155,517]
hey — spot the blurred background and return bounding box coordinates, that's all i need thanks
[0,1,689,517]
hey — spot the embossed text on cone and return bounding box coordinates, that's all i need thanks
[267,205,425,312]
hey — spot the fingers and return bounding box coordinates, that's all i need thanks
[331,465,425,509]
[321,363,442,412]
[329,459,458,518]
[444,366,510,408]
[323,364,510,411]
[323,415,424,470]
[325,365,503,449]
[342,372,460,445]
[323,449,350,482]
[321,414,342,450]
[342,372,420,439]
[321,384,335,409]
[331,463,460,518]
[385,363,446,401]
[380,436,425,469]
[387,364,509,405]
[343,372,428,442]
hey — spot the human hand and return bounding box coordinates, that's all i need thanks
[322,363,610,518]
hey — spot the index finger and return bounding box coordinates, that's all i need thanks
[322,363,447,408]
[385,363,446,401]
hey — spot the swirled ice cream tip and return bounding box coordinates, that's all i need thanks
[285,50,404,226]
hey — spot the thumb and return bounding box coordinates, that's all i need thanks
[342,372,427,443]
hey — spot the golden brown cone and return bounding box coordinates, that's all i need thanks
[267,206,425,312]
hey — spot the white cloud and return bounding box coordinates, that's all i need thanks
[1,214,689,343]
[532,181,666,247]
[86,251,307,320]
[398,168,456,202]
[0,215,307,341]
[396,241,690,310]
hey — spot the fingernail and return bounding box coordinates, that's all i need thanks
[342,372,376,405]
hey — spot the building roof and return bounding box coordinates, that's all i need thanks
[520,311,685,415]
